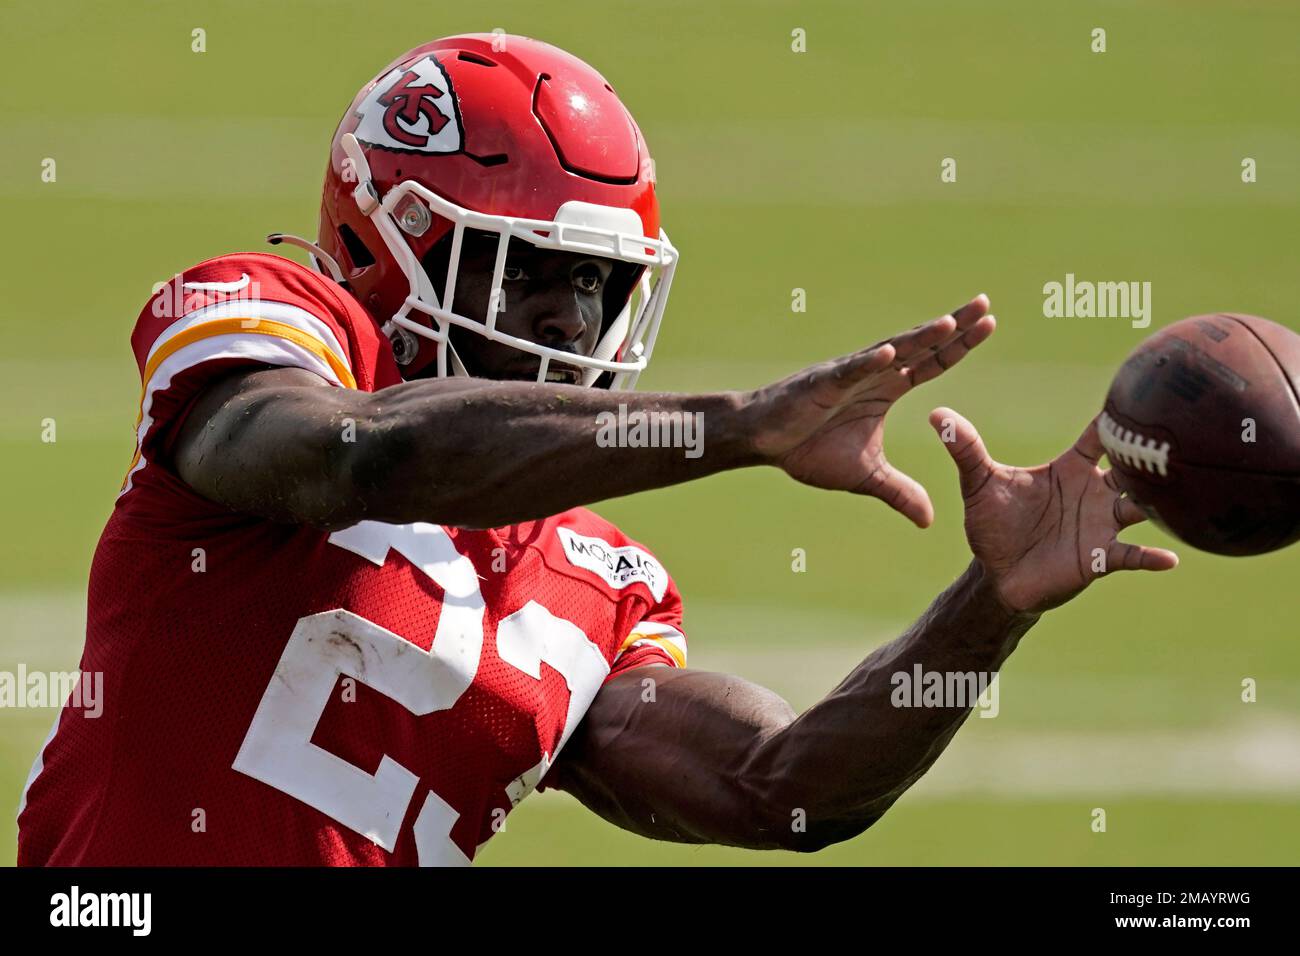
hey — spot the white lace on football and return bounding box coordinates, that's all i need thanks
[1098,411,1171,476]
[338,133,678,389]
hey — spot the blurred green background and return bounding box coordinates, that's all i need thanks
[1,0,1297,865]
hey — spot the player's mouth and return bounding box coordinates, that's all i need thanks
[501,359,583,385]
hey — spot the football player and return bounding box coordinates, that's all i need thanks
[17,35,1177,865]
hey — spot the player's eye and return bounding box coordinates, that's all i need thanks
[573,268,602,295]
[503,265,528,282]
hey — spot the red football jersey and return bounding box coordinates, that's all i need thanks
[16,253,687,866]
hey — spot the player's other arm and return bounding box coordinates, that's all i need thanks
[549,560,1031,850]
[173,298,995,529]
[548,412,1179,850]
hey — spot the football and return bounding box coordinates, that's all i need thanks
[1100,313,1300,556]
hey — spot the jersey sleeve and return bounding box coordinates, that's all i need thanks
[121,251,394,496]
[543,513,690,681]
[607,560,688,679]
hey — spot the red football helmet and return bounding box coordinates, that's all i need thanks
[298,33,677,387]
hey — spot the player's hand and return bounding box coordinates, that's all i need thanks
[748,295,996,527]
[930,407,1179,615]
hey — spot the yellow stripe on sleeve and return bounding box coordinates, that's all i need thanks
[617,631,687,668]
[139,318,356,411]
[123,317,357,485]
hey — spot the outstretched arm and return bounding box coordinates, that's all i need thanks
[547,413,1179,851]
[172,298,994,529]
[548,560,1031,850]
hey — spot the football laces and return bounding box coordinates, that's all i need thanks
[1099,411,1172,476]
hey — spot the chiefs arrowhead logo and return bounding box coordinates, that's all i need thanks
[354,55,462,154]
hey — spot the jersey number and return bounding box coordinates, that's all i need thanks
[232,521,609,865]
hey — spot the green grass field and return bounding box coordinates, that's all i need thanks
[1,0,1297,865]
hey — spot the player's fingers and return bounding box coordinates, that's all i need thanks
[886,314,958,362]
[860,462,935,529]
[906,315,996,388]
[883,293,991,366]
[828,342,896,386]
[1105,540,1179,574]
[1072,415,1105,464]
[929,406,994,497]
[949,293,991,328]
[1113,495,1147,530]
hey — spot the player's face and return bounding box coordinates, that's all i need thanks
[423,232,614,384]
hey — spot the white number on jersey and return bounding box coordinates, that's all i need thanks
[233,521,608,865]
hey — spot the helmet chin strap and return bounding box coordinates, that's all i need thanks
[444,338,471,378]
[383,319,473,380]
[583,303,632,387]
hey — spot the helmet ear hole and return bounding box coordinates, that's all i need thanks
[338,224,375,270]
